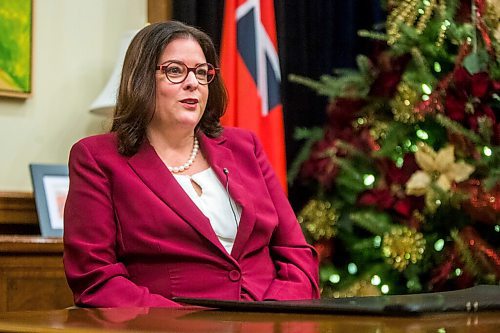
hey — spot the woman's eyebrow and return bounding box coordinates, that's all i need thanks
[158,59,207,66]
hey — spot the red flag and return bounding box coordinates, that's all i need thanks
[220,0,287,192]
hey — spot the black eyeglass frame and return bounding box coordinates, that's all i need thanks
[156,61,219,85]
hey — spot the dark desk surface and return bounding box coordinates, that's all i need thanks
[0,307,498,333]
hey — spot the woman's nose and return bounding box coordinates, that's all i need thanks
[183,71,199,89]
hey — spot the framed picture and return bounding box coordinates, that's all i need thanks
[0,0,33,98]
[30,164,69,237]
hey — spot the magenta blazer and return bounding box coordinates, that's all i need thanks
[63,127,320,307]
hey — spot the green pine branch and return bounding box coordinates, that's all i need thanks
[435,114,484,145]
[334,140,373,164]
[349,210,392,235]
[288,55,374,100]
[357,29,388,41]
[287,127,325,184]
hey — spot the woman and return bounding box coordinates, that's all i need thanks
[64,21,319,308]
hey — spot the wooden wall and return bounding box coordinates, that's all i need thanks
[148,0,172,23]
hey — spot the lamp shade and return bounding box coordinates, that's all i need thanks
[89,30,137,116]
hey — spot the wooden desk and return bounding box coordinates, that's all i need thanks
[0,236,73,311]
[0,307,498,333]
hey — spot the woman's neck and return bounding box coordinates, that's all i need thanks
[146,125,195,151]
[147,126,198,166]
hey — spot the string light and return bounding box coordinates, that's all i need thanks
[434,239,445,251]
[421,83,432,95]
[483,146,492,157]
[434,62,442,72]
[363,174,375,187]
[381,285,390,294]
[329,274,341,284]
[371,275,381,286]
[416,129,429,140]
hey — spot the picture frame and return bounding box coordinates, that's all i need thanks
[0,0,33,98]
[29,164,69,237]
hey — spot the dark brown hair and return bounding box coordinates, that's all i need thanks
[111,21,227,156]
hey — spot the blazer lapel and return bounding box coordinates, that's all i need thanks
[200,133,256,260]
[127,140,229,257]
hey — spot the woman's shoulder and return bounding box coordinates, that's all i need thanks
[220,127,256,142]
[71,132,118,154]
[208,127,262,155]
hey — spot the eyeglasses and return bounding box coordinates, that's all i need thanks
[156,61,218,85]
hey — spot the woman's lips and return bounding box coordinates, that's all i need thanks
[179,98,199,109]
[180,98,198,104]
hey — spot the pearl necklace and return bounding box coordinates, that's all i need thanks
[167,137,199,173]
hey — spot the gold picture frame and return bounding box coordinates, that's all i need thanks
[0,0,33,98]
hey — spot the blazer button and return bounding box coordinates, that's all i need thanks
[228,270,241,281]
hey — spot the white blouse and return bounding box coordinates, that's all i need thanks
[173,168,242,253]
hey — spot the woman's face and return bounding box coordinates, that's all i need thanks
[152,37,209,133]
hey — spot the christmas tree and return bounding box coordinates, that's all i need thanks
[289,0,499,297]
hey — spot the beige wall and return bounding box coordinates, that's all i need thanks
[0,0,147,191]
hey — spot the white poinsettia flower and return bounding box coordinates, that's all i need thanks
[405,171,431,196]
[448,161,476,183]
[405,143,475,196]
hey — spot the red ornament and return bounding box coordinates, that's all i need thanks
[456,180,500,225]
[460,226,500,280]
[314,240,333,263]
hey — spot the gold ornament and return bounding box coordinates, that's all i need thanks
[485,0,500,42]
[298,199,338,241]
[436,0,449,47]
[412,210,426,224]
[416,0,437,34]
[322,279,381,298]
[369,120,389,141]
[387,0,448,45]
[391,82,423,124]
[382,225,426,271]
[387,0,420,44]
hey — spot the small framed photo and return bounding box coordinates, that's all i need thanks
[30,164,69,237]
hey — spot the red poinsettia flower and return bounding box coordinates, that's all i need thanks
[369,51,411,98]
[300,98,373,187]
[326,98,366,130]
[325,98,379,152]
[444,67,498,138]
[299,138,340,188]
[357,155,424,225]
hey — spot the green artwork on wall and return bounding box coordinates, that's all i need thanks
[0,0,32,98]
